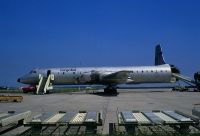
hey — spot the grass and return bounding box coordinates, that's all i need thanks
[0,89,22,94]
[0,88,96,94]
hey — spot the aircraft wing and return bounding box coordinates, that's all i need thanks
[101,70,133,84]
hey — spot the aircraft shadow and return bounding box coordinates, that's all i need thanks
[90,92,119,97]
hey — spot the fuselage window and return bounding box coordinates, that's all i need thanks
[63,72,64,75]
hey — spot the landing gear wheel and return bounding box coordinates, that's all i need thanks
[104,88,117,94]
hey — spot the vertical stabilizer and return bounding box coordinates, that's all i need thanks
[155,44,166,65]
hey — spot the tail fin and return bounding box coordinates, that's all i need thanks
[155,44,166,65]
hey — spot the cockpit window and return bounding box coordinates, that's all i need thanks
[29,70,37,73]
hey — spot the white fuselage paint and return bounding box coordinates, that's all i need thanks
[20,64,174,85]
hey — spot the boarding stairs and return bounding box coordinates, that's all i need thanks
[36,74,54,94]
[172,73,197,87]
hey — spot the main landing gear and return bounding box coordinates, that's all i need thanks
[104,86,117,94]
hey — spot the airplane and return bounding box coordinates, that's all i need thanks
[17,45,182,94]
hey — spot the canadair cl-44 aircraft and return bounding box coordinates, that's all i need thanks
[18,45,181,94]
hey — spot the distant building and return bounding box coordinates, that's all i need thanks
[0,86,7,90]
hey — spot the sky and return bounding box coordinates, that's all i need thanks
[0,0,200,86]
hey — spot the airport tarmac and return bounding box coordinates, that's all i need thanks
[0,89,200,134]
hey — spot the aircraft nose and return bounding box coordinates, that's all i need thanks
[17,78,21,82]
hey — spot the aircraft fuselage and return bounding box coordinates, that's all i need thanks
[18,64,174,86]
